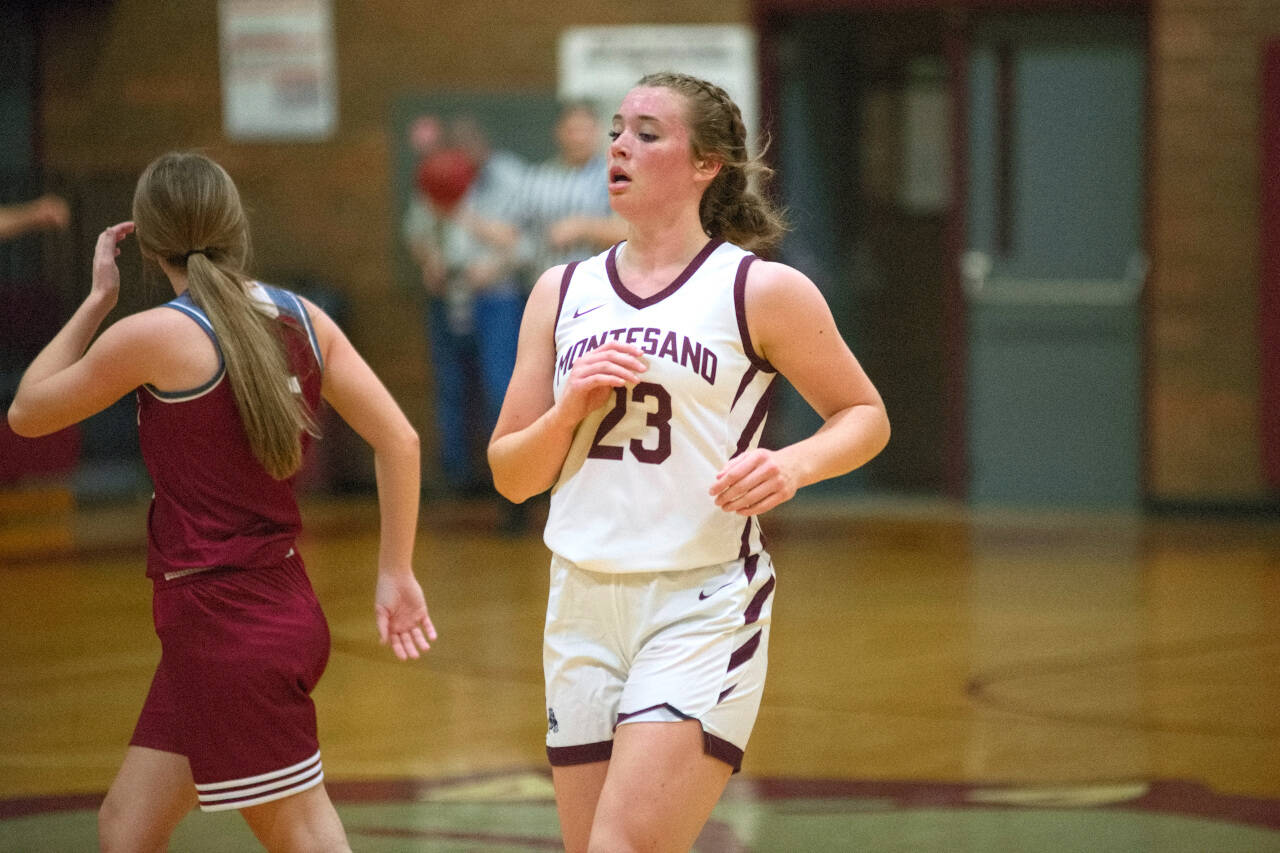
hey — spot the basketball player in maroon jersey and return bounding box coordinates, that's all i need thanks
[8,152,434,852]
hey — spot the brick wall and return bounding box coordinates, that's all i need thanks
[1148,0,1280,500]
[32,0,1278,502]
[35,0,746,486]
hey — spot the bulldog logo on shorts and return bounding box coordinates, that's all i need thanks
[547,708,559,734]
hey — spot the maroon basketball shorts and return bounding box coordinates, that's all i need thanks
[130,552,331,812]
[543,551,776,773]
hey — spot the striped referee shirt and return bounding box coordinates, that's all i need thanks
[513,154,614,286]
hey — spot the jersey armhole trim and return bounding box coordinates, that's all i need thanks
[554,261,580,337]
[147,298,226,399]
[275,287,324,373]
[143,366,227,402]
[733,255,775,373]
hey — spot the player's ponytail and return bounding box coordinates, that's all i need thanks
[637,72,789,255]
[132,152,317,479]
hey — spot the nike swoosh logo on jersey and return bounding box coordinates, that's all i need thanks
[573,304,603,318]
[698,581,733,600]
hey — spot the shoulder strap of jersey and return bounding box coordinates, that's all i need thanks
[733,254,775,373]
[553,261,581,338]
[146,293,225,400]
[255,283,324,372]
[161,292,222,362]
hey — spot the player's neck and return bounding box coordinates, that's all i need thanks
[157,258,189,296]
[621,213,710,274]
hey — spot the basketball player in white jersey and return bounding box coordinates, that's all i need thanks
[489,72,890,852]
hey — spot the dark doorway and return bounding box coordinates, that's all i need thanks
[770,9,952,496]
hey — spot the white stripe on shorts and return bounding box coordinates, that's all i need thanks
[194,749,324,812]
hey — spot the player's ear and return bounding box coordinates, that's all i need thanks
[694,156,722,183]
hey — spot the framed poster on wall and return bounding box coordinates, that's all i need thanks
[558,25,758,144]
[218,0,337,141]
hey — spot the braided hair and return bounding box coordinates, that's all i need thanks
[636,72,788,254]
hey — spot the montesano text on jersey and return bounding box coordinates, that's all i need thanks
[543,240,776,574]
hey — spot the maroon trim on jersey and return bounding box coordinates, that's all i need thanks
[549,728,744,773]
[743,551,759,581]
[731,375,777,459]
[718,684,736,703]
[738,521,755,560]
[547,740,612,767]
[744,575,775,626]
[734,255,775,372]
[554,261,580,337]
[605,239,723,309]
[728,629,762,671]
[617,702,696,726]
[731,365,758,411]
[617,704,746,772]
[705,731,745,772]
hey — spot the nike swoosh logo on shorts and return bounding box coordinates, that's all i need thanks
[573,304,603,318]
[698,581,733,600]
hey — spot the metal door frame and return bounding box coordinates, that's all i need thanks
[752,0,1149,499]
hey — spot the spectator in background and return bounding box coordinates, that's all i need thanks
[0,193,69,241]
[402,116,528,531]
[510,100,626,291]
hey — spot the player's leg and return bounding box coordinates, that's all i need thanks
[98,745,197,852]
[579,556,774,851]
[239,782,350,853]
[551,760,611,853]
[544,556,628,851]
[588,720,732,853]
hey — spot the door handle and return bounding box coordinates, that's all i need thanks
[961,250,1146,306]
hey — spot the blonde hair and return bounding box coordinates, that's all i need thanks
[636,72,789,254]
[132,151,317,479]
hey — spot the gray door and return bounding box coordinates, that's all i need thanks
[964,12,1146,508]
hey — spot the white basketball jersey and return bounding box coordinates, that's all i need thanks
[543,240,777,573]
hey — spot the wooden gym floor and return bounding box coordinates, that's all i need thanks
[0,488,1277,851]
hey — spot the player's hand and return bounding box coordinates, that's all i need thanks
[374,571,436,661]
[91,221,133,309]
[710,447,798,516]
[553,340,646,427]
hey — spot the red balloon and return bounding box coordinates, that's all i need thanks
[415,148,477,212]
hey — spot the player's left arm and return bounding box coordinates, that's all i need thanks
[709,261,890,516]
[303,296,435,661]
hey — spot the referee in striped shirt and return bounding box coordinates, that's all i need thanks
[512,100,627,291]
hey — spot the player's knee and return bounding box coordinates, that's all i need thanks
[97,795,125,851]
[251,825,350,853]
[587,822,649,853]
[98,795,155,853]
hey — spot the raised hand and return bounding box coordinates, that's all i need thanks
[92,221,135,308]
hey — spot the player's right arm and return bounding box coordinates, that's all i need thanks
[8,222,159,436]
[487,265,646,503]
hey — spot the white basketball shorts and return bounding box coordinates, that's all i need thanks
[543,550,776,772]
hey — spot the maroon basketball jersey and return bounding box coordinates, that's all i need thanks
[137,284,323,581]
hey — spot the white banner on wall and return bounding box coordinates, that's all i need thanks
[558,25,759,144]
[218,0,337,140]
